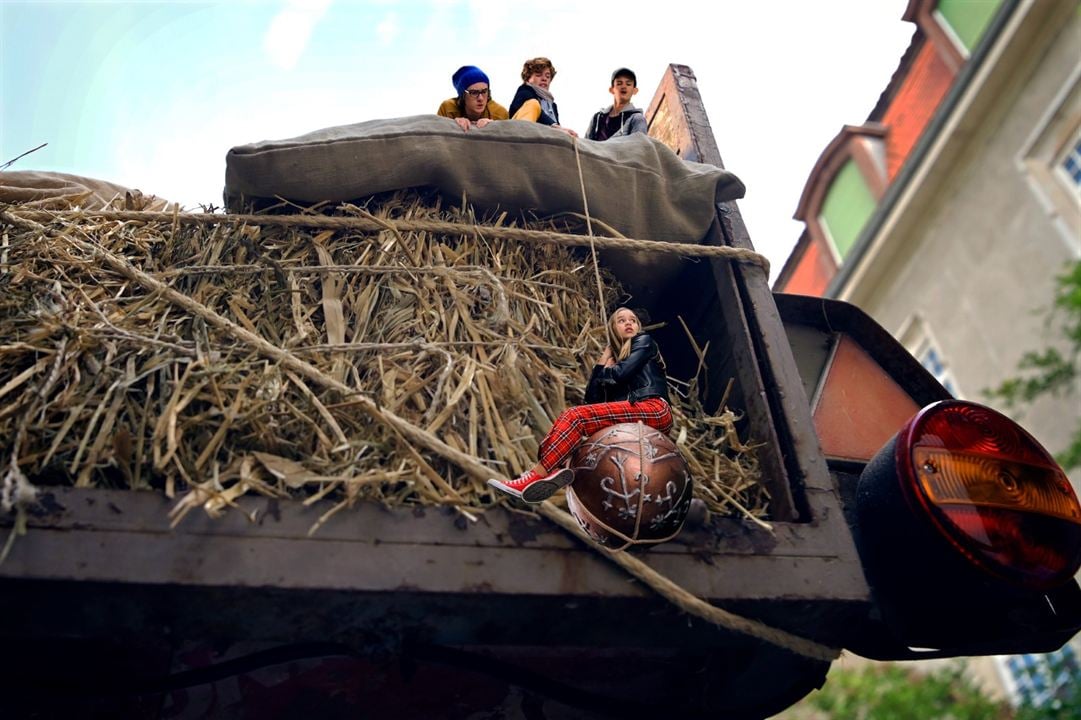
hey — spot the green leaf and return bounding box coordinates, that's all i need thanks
[984,259,1081,471]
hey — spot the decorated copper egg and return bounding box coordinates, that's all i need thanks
[566,422,693,550]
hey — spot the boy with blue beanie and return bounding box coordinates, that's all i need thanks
[437,65,509,132]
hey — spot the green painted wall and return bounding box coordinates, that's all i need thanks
[938,0,1004,52]
[819,159,876,260]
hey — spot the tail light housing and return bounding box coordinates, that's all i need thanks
[893,401,1081,590]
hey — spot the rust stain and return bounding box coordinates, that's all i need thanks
[504,512,547,545]
[27,491,66,521]
[557,549,583,594]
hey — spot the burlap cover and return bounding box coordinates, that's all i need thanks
[0,170,174,211]
[223,114,745,245]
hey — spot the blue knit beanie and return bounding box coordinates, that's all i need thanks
[452,65,490,95]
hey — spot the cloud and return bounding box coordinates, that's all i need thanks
[465,0,510,45]
[263,0,332,70]
[375,12,398,46]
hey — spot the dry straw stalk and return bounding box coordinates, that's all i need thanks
[0,192,769,529]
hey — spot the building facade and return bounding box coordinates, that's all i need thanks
[777,0,1079,485]
[775,0,1081,704]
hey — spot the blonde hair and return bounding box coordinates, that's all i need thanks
[521,57,556,82]
[605,307,639,362]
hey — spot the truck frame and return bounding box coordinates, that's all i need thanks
[1,64,1078,720]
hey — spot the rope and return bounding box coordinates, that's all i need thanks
[5,208,770,276]
[538,502,840,662]
[571,137,609,331]
[0,209,832,661]
[552,149,832,659]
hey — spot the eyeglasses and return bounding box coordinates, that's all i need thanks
[464,88,490,98]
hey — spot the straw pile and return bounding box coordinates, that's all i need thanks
[0,190,768,532]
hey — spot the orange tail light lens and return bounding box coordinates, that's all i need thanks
[897,401,1081,590]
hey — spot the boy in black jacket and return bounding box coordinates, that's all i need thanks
[509,56,577,137]
[585,67,647,141]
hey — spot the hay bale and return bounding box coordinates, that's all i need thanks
[0,191,767,529]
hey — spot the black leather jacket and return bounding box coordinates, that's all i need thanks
[584,333,670,405]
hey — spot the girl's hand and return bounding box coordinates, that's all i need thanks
[599,346,614,367]
[475,118,492,128]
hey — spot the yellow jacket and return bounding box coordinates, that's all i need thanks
[436,97,510,121]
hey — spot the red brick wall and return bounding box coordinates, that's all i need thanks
[881,41,956,180]
[777,238,837,296]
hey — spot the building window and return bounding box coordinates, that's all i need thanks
[818,159,877,262]
[897,314,961,397]
[1017,70,1080,256]
[917,343,958,396]
[1056,133,1081,194]
[1000,645,1080,707]
[935,0,1004,55]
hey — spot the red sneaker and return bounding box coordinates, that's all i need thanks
[487,467,574,503]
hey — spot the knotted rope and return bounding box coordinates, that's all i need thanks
[5,207,770,276]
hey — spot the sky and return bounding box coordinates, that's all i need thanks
[0,0,915,278]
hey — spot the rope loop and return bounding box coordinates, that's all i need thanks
[6,208,771,277]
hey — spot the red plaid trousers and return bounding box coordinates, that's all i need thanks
[537,397,673,471]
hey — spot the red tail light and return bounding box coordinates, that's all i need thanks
[896,401,1081,590]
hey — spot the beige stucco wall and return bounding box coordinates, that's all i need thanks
[845,3,1081,491]
[774,6,1081,715]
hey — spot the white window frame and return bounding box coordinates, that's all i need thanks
[896,314,962,398]
[1054,131,1081,193]
[817,213,844,266]
[933,7,972,59]
[1017,64,1081,257]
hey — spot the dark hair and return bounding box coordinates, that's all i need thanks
[456,89,489,118]
[611,67,637,86]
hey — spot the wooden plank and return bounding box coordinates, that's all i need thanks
[16,487,854,557]
[644,63,865,568]
[1,488,868,602]
[704,219,799,519]
[0,525,866,602]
